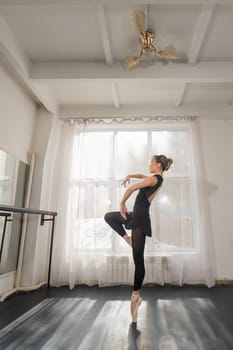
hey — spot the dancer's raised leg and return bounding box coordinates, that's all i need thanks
[104,211,132,247]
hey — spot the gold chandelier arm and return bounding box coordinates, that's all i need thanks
[151,44,157,52]
[151,44,161,57]
[125,55,141,69]
[139,46,144,57]
[151,44,177,59]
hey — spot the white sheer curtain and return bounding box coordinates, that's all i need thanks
[50,119,216,289]
[188,120,216,286]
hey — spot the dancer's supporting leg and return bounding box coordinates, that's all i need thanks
[131,227,146,323]
[104,211,132,246]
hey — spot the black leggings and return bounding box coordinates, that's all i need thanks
[104,211,146,291]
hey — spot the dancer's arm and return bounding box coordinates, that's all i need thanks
[121,173,148,187]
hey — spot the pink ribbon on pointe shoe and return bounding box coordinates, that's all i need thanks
[131,296,142,323]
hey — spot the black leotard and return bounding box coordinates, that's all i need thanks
[125,174,163,236]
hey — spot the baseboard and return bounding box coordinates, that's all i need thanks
[216,279,233,284]
[0,281,47,302]
[0,271,16,297]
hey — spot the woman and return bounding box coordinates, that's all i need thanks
[104,154,173,323]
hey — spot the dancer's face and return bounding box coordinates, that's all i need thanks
[149,156,161,173]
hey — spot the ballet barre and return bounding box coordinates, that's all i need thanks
[0,204,57,287]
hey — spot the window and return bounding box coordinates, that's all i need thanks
[70,126,197,254]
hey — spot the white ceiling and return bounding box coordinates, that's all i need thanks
[0,0,233,119]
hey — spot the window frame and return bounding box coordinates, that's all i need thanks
[70,122,200,256]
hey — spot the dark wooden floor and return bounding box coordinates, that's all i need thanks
[0,284,233,350]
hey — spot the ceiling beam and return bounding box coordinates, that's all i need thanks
[188,3,216,65]
[0,15,57,113]
[174,82,187,107]
[96,4,113,65]
[31,62,233,83]
[0,0,231,6]
[0,16,31,77]
[144,4,148,30]
[59,104,233,120]
[112,82,120,108]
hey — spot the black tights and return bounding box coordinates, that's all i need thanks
[104,212,146,291]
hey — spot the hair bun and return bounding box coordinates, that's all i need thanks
[154,154,173,171]
[165,158,173,171]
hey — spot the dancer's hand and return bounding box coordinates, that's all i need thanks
[121,175,130,187]
[120,203,128,220]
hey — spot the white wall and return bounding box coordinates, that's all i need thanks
[0,61,61,291]
[0,61,36,296]
[20,110,61,286]
[199,119,233,280]
[0,62,36,163]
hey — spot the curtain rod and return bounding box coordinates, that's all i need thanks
[61,116,197,125]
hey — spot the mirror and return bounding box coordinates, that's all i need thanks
[0,150,29,274]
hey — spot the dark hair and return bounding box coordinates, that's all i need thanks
[155,154,173,171]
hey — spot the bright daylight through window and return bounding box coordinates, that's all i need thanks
[70,127,198,255]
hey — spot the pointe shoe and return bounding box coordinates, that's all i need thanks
[123,235,132,247]
[131,295,142,323]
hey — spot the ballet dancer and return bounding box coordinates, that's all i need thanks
[104,154,173,323]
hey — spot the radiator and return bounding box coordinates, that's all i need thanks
[105,255,174,286]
